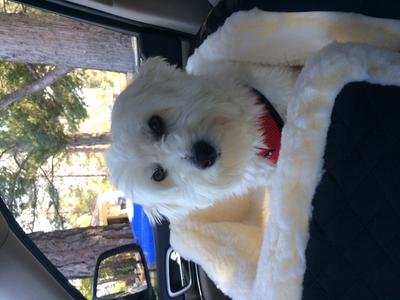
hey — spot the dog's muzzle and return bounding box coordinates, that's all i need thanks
[191,140,218,169]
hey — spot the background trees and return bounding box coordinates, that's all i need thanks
[0,34,88,229]
[0,1,135,230]
[0,4,143,296]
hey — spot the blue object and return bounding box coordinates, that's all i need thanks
[131,204,156,265]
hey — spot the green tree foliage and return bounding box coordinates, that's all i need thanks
[0,1,88,230]
[59,151,113,227]
[69,277,93,299]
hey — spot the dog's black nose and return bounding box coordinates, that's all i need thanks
[192,140,217,169]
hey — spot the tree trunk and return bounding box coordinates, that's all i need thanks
[0,65,72,109]
[28,224,135,279]
[3,133,110,155]
[64,146,108,153]
[53,174,108,178]
[0,13,137,73]
[67,133,110,147]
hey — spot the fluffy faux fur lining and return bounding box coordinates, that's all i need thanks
[187,9,400,70]
[167,9,400,300]
[171,43,400,300]
[253,43,400,300]
[171,44,400,300]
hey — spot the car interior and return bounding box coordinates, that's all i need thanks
[4,1,400,300]
[0,1,232,299]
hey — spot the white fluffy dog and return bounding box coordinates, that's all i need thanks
[105,10,400,300]
[105,10,400,225]
[106,57,297,221]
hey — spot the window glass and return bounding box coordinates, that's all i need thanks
[0,1,142,298]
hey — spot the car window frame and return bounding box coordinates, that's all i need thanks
[13,0,193,38]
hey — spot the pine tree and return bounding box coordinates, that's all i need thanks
[0,1,128,229]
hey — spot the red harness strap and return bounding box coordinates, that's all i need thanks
[252,89,284,165]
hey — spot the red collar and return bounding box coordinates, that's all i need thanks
[252,89,284,165]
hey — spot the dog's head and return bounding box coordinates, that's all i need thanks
[106,57,265,221]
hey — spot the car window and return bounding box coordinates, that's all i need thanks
[0,1,147,298]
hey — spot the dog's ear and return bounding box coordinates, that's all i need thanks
[139,57,184,82]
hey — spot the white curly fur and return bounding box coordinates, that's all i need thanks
[106,57,296,222]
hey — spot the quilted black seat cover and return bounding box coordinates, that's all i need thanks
[302,82,400,299]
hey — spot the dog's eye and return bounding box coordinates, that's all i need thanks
[148,115,165,138]
[152,165,167,182]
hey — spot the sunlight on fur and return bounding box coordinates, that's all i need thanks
[106,57,296,222]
